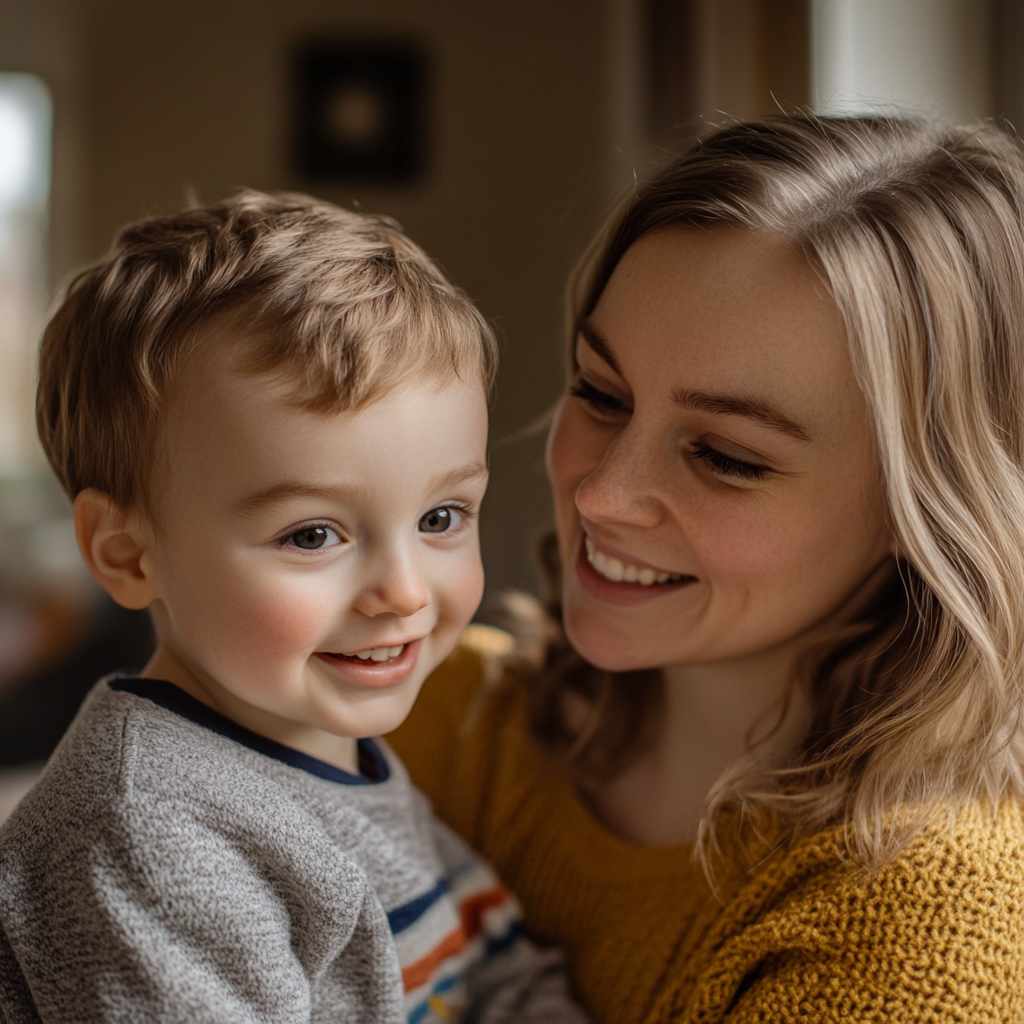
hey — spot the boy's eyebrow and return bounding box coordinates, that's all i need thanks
[234,483,353,518]
[234,462,489,518]
[426,461,489,492]
[578,318,810,442]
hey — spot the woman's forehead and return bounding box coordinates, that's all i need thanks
[593,229,841,359]
[582,227,864,440]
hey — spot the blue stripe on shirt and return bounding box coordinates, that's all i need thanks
[388,879,450,934]
[108,676,390,785]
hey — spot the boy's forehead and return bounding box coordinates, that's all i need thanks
[160,351,488,479]
[152,329,489,506]
[171,326,487,417]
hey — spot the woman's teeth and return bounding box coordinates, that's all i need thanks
[349,645,405,662]
[585,538,683,586]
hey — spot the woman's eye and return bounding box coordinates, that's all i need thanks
[419,506,463,534]
[691,442,768,481]
[569,377,631,416]
[285,525,342,551]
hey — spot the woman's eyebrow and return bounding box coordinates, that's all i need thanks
[579,317,810,441]
[672,389,812,441]
[577,320,623,375]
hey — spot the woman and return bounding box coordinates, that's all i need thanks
[390,116,1024,1022]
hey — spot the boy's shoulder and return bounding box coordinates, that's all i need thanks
[0,678,413,1024]
[0,677,451,913]
[0,678,374,881]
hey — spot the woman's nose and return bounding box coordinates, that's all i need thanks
[353,552,431,619]
[574,427,665,529]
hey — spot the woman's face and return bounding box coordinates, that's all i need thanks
[546,226,893,673]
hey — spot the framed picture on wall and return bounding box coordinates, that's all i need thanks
[293,40,427,184]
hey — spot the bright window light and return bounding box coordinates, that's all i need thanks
[0,73,51,474]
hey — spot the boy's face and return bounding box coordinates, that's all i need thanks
[139,342,489,765]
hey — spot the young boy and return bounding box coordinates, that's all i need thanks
[0,193,587,1024]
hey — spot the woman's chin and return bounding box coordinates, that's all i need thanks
[562,609,658,674]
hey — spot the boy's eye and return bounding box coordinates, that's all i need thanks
[419,507,462,534]
[286,525,342,550]
[569,377,631,416]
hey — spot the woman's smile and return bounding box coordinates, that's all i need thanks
[576,536,697,607]
[547,225,892,674]
[583,535,690,586]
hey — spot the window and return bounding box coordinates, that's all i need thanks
[0,73,51,472]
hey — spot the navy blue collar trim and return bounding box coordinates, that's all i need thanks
[108,676,390,786]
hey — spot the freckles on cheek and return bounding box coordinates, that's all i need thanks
[690,503,812,578]
[546,415,598,547]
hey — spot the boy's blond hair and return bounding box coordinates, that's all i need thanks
[37,190,496,517]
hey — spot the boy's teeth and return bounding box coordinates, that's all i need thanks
[353,645,405,662]
[584,538,683,586]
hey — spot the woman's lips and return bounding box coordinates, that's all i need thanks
[574,538,696,606]
[584,537,685,584]
[315,639,422,688]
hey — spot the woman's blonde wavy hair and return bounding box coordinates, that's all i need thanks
[524,115,1024,868]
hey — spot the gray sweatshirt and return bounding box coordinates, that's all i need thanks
[0,678,588,1024]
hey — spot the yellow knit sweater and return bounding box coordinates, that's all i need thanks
[388,632,1024,1023]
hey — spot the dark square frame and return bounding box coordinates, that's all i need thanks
[293,40,427,184]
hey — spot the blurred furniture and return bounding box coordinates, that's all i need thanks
[0,763,42,826]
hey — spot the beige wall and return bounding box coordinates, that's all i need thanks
[5,0,625,599]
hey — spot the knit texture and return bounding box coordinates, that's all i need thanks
[388,635,1024,1024]
[0,677,590,1024]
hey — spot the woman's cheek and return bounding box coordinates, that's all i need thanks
[546,403,602,559]
[545,401,594,499]
[683,488,816,583]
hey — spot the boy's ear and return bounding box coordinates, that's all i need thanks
[72,488,158,611]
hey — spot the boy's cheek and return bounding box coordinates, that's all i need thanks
[435,558,486,635]
[239,588,336,652]
[186,576,337,660]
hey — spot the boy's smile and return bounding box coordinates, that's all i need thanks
[130,341,489,774]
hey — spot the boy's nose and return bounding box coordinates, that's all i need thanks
[353,558,431,619]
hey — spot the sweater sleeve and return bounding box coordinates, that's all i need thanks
[669,805,1024,1024]
[0,789,405,1024]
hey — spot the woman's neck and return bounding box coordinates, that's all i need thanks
[583,643,811,846]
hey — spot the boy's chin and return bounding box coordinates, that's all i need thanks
[351,689,427,739]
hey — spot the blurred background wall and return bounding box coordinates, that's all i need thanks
[1,0,1024,781]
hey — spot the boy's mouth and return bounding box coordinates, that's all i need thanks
[316,639,422,688]
[330,644,407,663]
